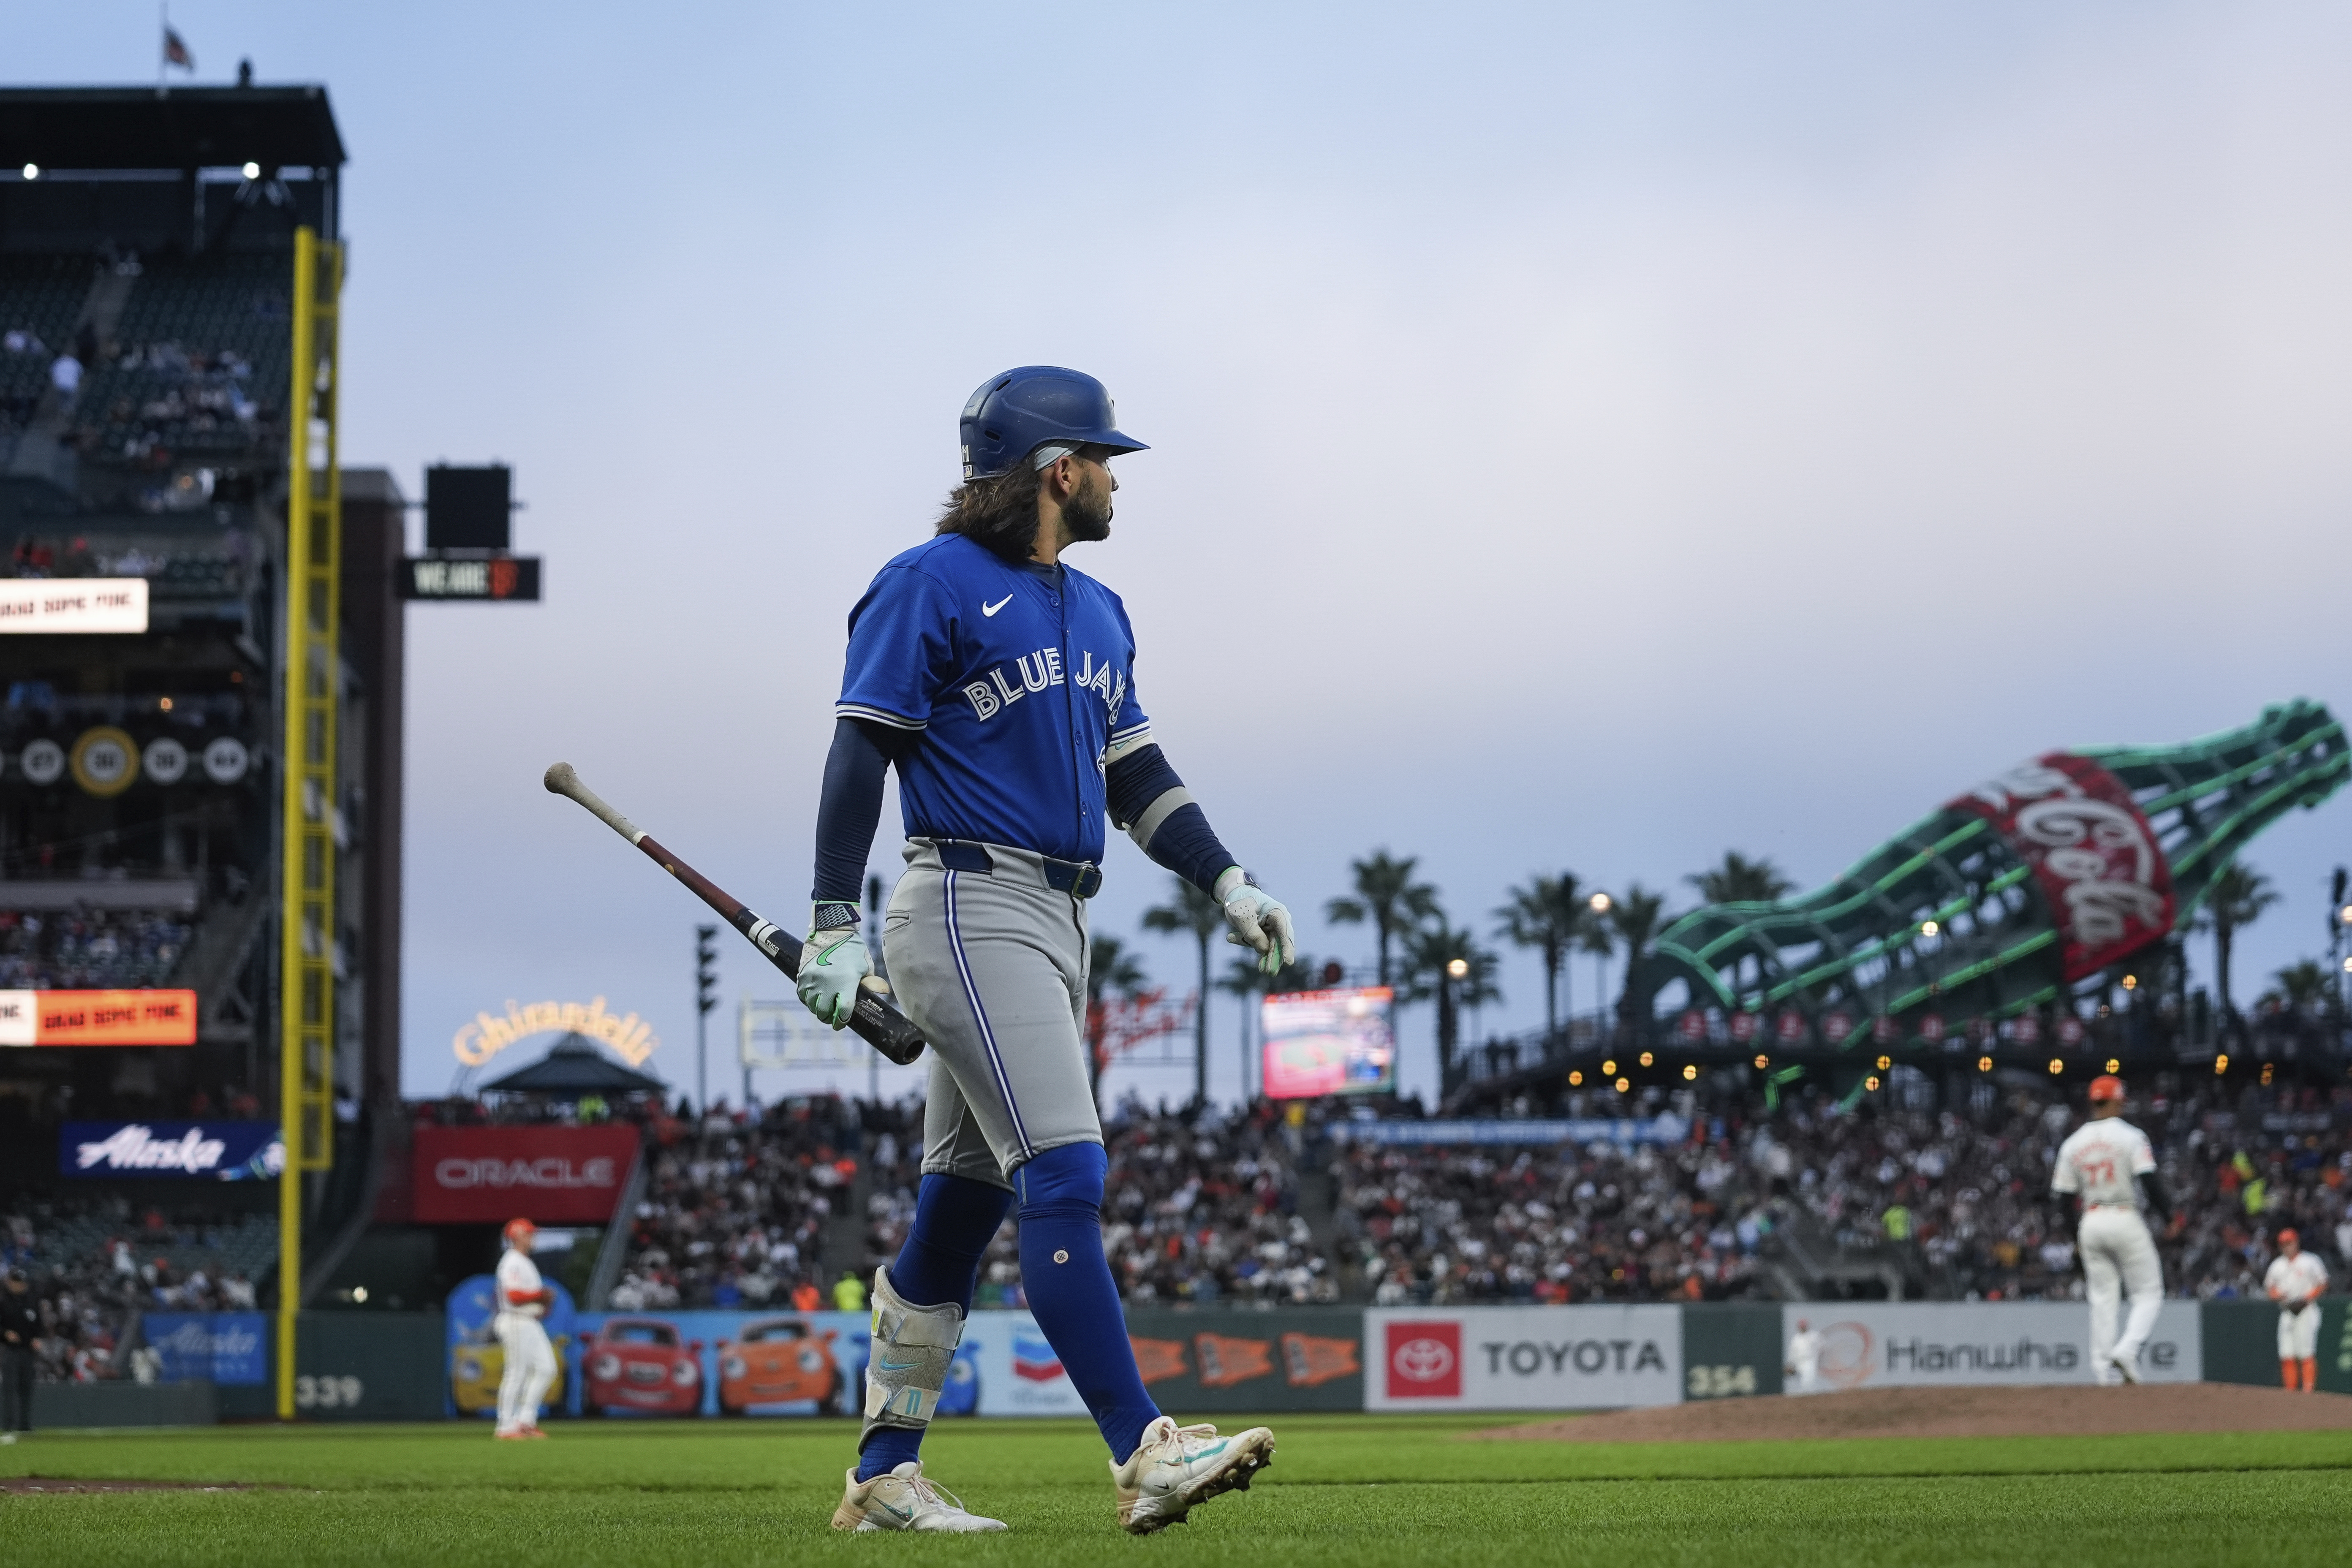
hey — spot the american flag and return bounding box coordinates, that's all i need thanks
[163,26,194,71]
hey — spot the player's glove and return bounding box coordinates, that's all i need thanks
[797,914,876,1029]
[1213,867,1297,976]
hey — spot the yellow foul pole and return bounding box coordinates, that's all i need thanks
[277,227,343,1419]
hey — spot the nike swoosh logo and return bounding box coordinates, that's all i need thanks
[982,594,1013,616]
[876,1356,920,1372]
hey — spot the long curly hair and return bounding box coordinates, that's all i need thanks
[935,459,1046,562]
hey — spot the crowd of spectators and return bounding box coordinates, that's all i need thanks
[0,1198,266,1383]
[1337,1078,2352,1306]
[0,908,192,991]
[606,1098,863,1313]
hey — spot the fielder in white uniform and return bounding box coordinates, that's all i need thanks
[494,1217,557,1438]
[1785,1319,1823,1394]
[2264,1227,2328,1393]
[2050,1075,2171,1386]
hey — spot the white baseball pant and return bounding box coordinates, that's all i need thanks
[2079,1206,2162,1380]
[2278,1301,2322,1360]
[495,1313,556,1432]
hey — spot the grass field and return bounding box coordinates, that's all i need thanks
[6,1416,2352,1567]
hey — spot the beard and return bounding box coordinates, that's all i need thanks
[1061,467,1113,543]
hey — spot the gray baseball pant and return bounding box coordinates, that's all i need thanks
[883,838,1101,1188]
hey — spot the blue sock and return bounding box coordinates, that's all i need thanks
[855,1172,1011,1482]
[1016,1141,1161,1464]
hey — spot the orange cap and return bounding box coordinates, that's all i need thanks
[503,1217,537,1247]
[2088,1075,2124,1102]
[2279,1228,2300,1247]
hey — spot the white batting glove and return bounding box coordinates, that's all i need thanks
[796,916,875,1030]
[1213,867,1296,976]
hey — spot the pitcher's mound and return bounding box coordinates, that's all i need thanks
[1473,1383,2352,1443]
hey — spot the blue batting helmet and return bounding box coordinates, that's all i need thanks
[959,367,1148,481]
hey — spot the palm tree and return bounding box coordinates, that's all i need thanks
[2205,861,2280,1018]
[1494,873,1584,1036]
[2264,959,2331,1011]
[1142,875,1224,1106]
[1607,883,1669,1019]
[1326,851,1439,988]
[1085,935,1148,1107]
[1687,851,1795,906]
[1403,920,1501,1087]
[1579,903,1614,1032]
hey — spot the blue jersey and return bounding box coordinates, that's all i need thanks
[835,533,1150,864]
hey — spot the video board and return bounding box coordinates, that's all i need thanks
[1261,986,1396,1099]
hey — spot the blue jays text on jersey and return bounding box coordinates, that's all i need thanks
[835,533,1149,865]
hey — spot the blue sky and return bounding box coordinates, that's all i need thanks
[15,3,2352,1107]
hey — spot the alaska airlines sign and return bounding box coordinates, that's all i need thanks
[452,995,660,1068]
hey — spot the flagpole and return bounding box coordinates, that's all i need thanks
[158,3,168,92]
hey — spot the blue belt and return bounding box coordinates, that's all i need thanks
[934,840,1101,899]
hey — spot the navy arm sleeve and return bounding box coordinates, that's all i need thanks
[2136,1169,2172,1224]
[810,717,918,914]
[1104,743,1236,897]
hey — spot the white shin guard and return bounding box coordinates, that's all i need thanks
[861,1267,965,1449]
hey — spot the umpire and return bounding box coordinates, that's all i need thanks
[1,1267,37,1434]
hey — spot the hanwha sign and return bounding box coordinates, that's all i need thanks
[1384,1321,1462,1399]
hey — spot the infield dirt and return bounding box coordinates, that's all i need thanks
[1475,1383,2352,1443]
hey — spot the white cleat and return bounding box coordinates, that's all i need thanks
[831,1462,1006,1533]
[2111,1350,2143,1384]
[1112,1416,1275,1535]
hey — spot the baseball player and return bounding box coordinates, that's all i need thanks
[1784,1318,1823,1394]
[801,367,1285,1535]
[2264,1227,2328,1392]
[493,1217,557,1439]
[2050,1075,2172,1385]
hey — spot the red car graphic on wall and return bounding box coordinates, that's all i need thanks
[717,1317,843,1413]
[585,1318,703,1416]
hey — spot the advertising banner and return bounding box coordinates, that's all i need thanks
[1949,753,2174,981]
[1261,987,1395,1099]
[1124,1308,1365,1413]
[0,577,148,633]
[59,1120,283,1179]
[1777,1301,2201,1391]
[411,1124,641,1223]
[446,1275,579,1419]
[143,1311,268,1384]
[1364,1304,1682,1411]
[1334,1115,1689,1149]
[0,988,198,1046]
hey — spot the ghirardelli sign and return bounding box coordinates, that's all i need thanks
[411,1125,642,1223]
[1951,753,2174,981]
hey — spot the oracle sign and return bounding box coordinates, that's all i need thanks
[411,1124,641,1223]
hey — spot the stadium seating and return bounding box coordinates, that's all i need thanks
[0,907,193,990]
[1,1197,273,1383]
[68,254,288,469]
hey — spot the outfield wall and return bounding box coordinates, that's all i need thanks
[54,1296,2351,1424]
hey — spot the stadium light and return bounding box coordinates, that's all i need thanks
[1920,920,1939,938]
[2047,1058,2063,1074]
[1977,1055,1993,1072]
[2121,974,2137,991]
[2341,955,2352,974]
[2106,1057,2120,1073]
[1875,1054,1891,1071]
[2215,1053,2229,1074]
[20,163,36,180]
[1681,1063,1697,1082]
[1638,1051,1653,1068]
[1752,1054,1768,1069]
[1613,1076,1629,1093]
[242,160,261,179]
[1864,1075,1880,1092]
[2340,903,2352,926]
[1567,1070,1583,1086]
[1445,957,1468,978]
[1602,1058,1616,1075]
[1588,892,1611,914]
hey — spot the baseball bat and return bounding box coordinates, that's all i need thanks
[541,761,926,1066]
